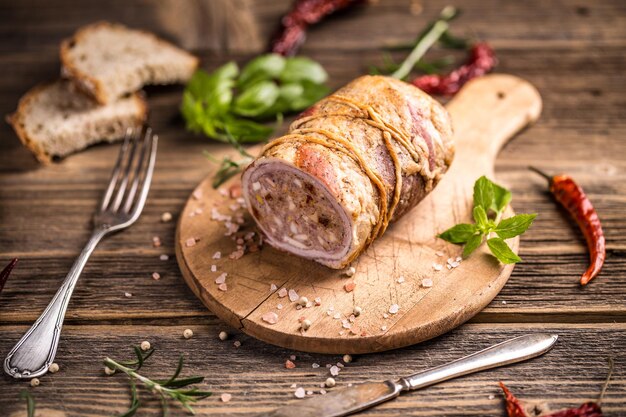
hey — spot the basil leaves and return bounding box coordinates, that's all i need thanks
[181,54,329,144]
[438,176,536,264]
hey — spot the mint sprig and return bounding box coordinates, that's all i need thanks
[181,54,329,144]
[438,176,536,264]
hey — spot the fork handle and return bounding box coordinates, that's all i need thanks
[4,229,107,378]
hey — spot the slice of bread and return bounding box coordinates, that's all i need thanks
[60,21,199,104]
[7,80,147,163]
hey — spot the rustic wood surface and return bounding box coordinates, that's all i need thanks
[176,74,540,354]
[0,0,624,415]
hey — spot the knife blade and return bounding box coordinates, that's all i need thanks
[256,333,558,417]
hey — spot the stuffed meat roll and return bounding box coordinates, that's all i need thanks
[242,75,454,269]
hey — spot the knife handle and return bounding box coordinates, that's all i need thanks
[400,333,558,391]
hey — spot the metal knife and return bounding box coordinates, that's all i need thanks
[256,333,558,417]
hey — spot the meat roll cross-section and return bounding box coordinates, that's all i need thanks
[242,75,454,269]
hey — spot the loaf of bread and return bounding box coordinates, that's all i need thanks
[7,80,147,163]
[61,21,199,104]
[242,76,454,269]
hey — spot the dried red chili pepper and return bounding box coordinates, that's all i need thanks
[0,258,18,295]
[412,42,496,96]
[499,382,603,417]
[530,167,606,286]
[270,0,365,56]
[499,382,527,417]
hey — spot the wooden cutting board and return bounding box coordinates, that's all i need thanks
[175,74,542,354]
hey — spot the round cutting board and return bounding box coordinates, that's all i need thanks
[175,74,542,354]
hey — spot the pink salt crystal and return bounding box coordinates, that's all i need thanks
[262,311,279,325]
[397,276,405,283]
[344,281,356,292]
[152,272,161,281]
[389,304,399,314]
[314,297,322,306]
[213,251,222,259]
[285,360,296,369]
[270,283,277,292]
[220,393,232,403]
[288,289,299,302]
[211,264,217,272]
[215,273,227,284]
[294,387,305,398]
[233,341,241,347]
[381,325,387,331]
[152,236,161,247]
[229,249,244,260]
[421,278,433,288]
[159,254,169,261]
[192,189,203,200]
[218,283,228,291]
[185,238,196,247]
[278,288,288,298]
[277,304,283,310]
[330,365,340,376]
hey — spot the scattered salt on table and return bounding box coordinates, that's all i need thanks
[294,387,305,399]
[185,238,196,247]
[288,289,299,302]
[278,288,288,298]
[218,283,228,291]
[421,278,433,288]
[262,311,279,324]
[389,304,399,314]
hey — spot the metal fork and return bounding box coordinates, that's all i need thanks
[4,127,158,379]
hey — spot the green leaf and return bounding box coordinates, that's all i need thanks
[221,116,274,143]
[290,80,330,111]
[238,54,286,88]
[233,81,280,117]
[280,57,328,84]
[473,176,495,212]
[20,390,36,417]
[118,380,141,417]
[486,238,522,264]
[180,92,205,133]
[438,223,478,244]
[492,182,512,213]
[495,213,537,239]
[463,233,484,258]
[473,206,489,230]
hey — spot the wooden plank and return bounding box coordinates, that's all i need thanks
[1,323,624,416]
[1,0,625,55]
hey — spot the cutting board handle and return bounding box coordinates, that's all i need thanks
[446,74,542,164]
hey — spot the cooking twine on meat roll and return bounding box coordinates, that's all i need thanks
[242,75,454,269]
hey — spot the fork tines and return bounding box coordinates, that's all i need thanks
[100,127,158,215]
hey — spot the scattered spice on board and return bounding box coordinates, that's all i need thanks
[270,0,366,56]
[0,258,18,295]
[530,167,606,285]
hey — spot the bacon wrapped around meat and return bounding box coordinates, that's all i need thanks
[242,75,454,269]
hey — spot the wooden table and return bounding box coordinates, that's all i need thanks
[1,1,624,415]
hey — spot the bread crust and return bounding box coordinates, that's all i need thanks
[60,21,199,104]
[6,80,148,164]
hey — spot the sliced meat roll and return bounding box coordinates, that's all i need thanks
[242,75,454,269]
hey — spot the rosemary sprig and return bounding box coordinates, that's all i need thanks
[104,346,211,417]
[204,129,254,188]
[391,19,449,80]
[20,390,36,417]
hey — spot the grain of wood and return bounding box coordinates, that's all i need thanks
[0,324,624,416]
